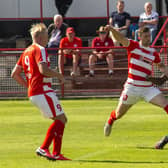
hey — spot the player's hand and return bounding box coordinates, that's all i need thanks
[146,75,168,85]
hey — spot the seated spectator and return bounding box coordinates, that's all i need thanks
[89,26,114,77]
[58,27,82,77]
[135,2,159,43]
[109,0,131,46]
[48,14,68,53]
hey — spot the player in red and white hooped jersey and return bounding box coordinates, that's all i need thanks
[11,23,70,161]
[104,26,168,137]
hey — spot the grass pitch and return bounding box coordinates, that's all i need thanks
[0,98,168,168]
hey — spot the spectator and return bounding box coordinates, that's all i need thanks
[135,2,159,43]
[89,26,114,77]
[109,0,131,46]
[58,27,82,77]
[48,14,68,53]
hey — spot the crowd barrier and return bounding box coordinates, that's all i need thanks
[0,46,168,98]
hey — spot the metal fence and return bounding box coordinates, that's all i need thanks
[0,46,168,99]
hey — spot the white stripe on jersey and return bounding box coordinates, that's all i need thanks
[129,68,147,77]
[127,78,152,86]
[131,48,155,61]
[139,45,155,53]
[130,58,152,71]
[36,44,47,62]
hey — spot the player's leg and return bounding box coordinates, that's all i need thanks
[30,92,70,160]
[104,101,132,136]
[106,53,113,75]
[144,87,168,113]
[45,92,70,160]
[144,87,168,149]
[104,84,140,136]
[155,135,168,149]
[89,54,97,76]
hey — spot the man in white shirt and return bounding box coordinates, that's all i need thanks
[135,2,159,43]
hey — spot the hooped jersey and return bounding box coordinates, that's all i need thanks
[126,40,161,87]
[17,43,53,97]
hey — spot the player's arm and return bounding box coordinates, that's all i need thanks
[106,25,130,47]
[146,63,168,85]
[157,62,168,75]
[39,62,65,84]
[11,65,28,88]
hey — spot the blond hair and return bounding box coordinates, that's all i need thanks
[30,23,47,40]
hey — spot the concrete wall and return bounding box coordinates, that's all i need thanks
[0,0,156,18]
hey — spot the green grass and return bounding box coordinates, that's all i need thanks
[0,98,168,168]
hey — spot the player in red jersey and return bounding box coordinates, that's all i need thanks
[104,25,168,137]
[11,23,70,161]
[59,27,82,77]
[89,26,114,77]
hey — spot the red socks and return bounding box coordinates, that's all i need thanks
[41,119,65,155]
[108,110,117,125]
[164,105,168,114]
[41,120,57,149]
[52,120,65,155]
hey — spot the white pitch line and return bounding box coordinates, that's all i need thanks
[74,149,109,160]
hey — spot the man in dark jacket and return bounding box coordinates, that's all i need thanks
[48,14,68,51]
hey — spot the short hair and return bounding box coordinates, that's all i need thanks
[30,23,47,39]
[144,2,152,9]
[117,0,124,4]
[138,27,150,37]
[53,14,63,21]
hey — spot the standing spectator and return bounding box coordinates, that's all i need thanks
[59,27,82,77]
[48,14,68,53]
[11,23,70,160]
[109,0,131,46]
[135,2,159,43]
[89,26,114,77]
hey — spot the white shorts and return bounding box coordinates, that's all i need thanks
[119,83,161,105]
[29,92,64,118]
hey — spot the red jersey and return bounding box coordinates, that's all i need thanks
[92,37,114,52]
[59,37,82,59]
[126,40,161,87]
[17,43,53,97]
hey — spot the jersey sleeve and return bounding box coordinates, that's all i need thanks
[125,12,131,20]
[92,38,96,48]
[154,12,159,20]
[16,54,23,67]
[154,51,161,64]
[35,47,48,64]
[127,40,138,52]
[79,38,82,47]
[59,38,65,48]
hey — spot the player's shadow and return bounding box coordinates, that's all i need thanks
[75,160,168,164]
[136,146,168,150]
